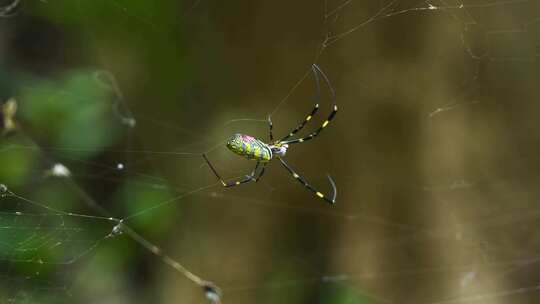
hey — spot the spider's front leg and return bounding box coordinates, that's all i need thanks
[267,116,274,142]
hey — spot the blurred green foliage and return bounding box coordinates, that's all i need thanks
[0,140,35,185]
[320,285,373,304]
[19,71,119,157]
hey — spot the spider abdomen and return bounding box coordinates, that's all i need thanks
[226,133,272,162]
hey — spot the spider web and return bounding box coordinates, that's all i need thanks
[1,0,540,303]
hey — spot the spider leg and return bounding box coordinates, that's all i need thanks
[279,104,319,143]
[281,64,337,145]
[203,154,265,187]
[279,64,325,143]
[277,156,337,204]
[267,116,274,142]
[254,164,266,182]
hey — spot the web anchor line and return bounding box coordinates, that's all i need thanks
[113,221,222,303]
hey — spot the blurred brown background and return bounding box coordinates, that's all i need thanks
[2,0,540,303]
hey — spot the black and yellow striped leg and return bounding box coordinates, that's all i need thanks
[203,154,265,188]
[282,105,337,145]
[227,162,266,186]
[268,116,274,142]
[277,157,337,204]
[279,104,320,142]
[281,64,337,145]
[252,164,266,182]
[279,64,328,143]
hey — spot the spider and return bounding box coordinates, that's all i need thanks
[203,64,338,204]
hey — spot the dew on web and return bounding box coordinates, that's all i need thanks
[0,184,8,195]
[44,163,71,178]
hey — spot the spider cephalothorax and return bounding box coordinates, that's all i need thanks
[269,143,288,157]
[203,64,338,204]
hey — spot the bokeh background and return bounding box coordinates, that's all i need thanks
[2,0,540,303]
